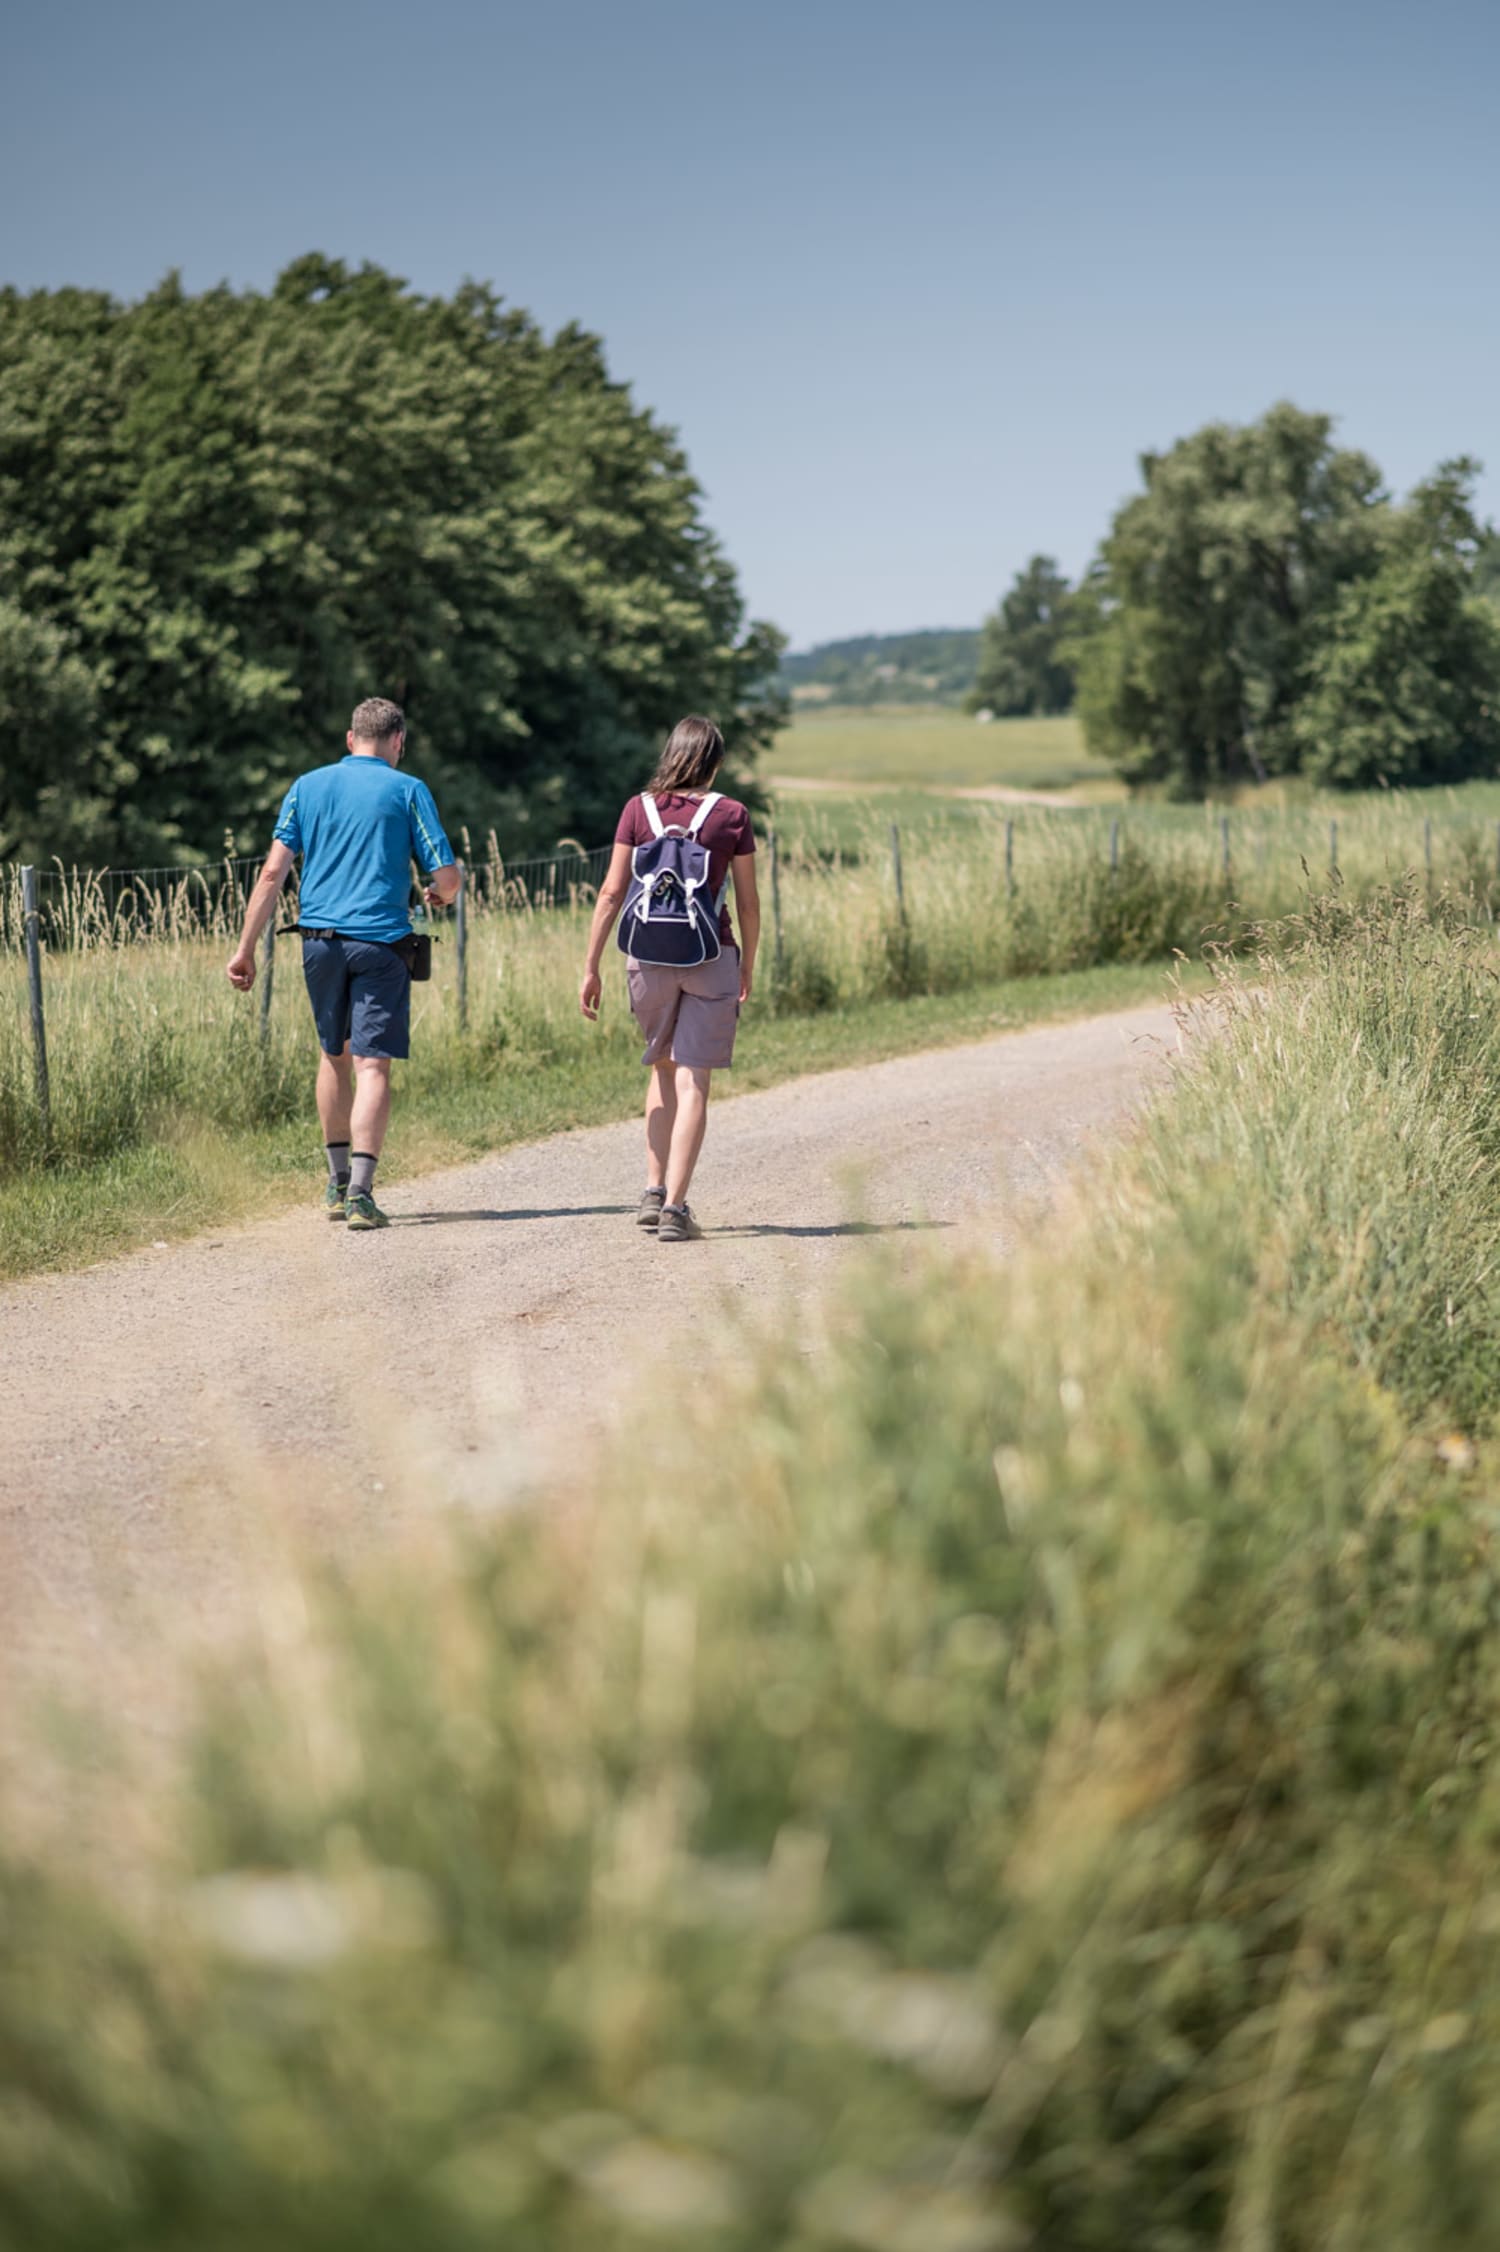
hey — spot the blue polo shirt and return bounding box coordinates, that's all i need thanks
[274,756,454,944]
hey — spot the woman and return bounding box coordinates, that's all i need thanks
[580,716,760,1242]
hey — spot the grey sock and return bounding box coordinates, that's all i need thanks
[349,1151,378,1198]
[325,1141,351,1186]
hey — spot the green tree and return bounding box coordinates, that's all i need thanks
[1074,404,1388,794]
[1295,462,1500,787]
[0,259,784,863]
[968,555,1076,715]
[0,602,104,861]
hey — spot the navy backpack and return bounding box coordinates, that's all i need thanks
[616,792,727,967]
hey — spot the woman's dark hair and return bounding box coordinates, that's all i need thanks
[647,715,725,796]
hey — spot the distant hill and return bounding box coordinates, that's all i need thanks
[780,629,980,706]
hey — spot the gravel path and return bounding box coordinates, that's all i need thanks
[0,1001,1180,1702]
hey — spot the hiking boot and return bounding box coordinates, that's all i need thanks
[637,1185,667,1228]
[657,1201,702,1243]
[344,1191,390,1232]
[324,1180,348,1220]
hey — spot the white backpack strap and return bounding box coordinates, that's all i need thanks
[686,791,722,836]
[640,792,665,838]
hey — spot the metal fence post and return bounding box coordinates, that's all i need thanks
[1004,818,1015,899]
[1424,817,1433,896]
[1329,818,1339,879]
[258,916,275,1049]
[768,826,785,981]
[1220,813,1231,893]
[21,866,51,1153]
[1109,818,1120,877]
[890,823,905,918]
[455,859,469,1032]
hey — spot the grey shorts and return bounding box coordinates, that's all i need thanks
[627,946,740,1070]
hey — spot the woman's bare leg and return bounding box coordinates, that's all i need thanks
[645,1063,677,1189]
[665,1065,712,1207]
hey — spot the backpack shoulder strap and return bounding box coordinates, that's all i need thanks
[686,791,722,836]
[640,792,665,838]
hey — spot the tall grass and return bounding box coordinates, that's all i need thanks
[9,797,1498,1185]
[6,889,1500,2246]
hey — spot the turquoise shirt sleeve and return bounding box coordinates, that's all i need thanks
[273,781,302,854]
[408,779,454,873]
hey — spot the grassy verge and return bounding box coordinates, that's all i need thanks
[7,889,1500,2245]
[0,959,1188,1280]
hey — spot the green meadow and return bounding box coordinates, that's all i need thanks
[763,706,1116,792]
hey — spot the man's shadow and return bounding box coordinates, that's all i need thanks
[396,1204,631,1225]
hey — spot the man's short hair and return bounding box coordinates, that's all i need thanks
[350,696,405,743]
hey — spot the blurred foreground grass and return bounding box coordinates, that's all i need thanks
[7,883,1500,2245]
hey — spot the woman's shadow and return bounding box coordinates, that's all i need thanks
[396,1208,952,1238]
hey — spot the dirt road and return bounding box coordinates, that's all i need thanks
[0,1002,1180,1697]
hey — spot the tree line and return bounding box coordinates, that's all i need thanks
[780,629,979,706]
[0,257,784,866]
[972,403,1500,793]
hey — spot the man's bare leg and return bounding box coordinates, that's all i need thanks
[664,1065,711,1208]
[645,1063,677,1190]
[350,1055,393,1160]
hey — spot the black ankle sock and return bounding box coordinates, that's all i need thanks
[326,1141,351,1186]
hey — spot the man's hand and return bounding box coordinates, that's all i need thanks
[422,886,448,912]
[227,949,256,992]
[580,969,603,1021]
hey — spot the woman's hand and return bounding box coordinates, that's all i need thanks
[580,969,603,1021]
[738,961,754,1006]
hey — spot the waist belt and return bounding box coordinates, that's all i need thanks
[282,926,432,981]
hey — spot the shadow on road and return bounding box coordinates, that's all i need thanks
[396,1204,632,1225]
[712,1219,954,1240]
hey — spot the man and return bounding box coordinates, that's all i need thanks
[227,697,461,1231]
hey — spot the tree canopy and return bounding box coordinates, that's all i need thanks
[0,257,784,864]
[1072,403,1500,795]
[968,555,1077,717]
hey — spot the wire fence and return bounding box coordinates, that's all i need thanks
[0,837,616,953]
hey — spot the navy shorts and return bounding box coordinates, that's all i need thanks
[301,936,412,1059]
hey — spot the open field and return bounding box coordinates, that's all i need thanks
[8,891,1500,2245]
[761,704,1115,791]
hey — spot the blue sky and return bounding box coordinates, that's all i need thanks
[6,0,1498,647]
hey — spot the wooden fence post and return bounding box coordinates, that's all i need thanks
[890,823,905,918]
[455,859,469,1032]
[21,866,51,1153]
[1424,817,1433,896]
[1004,818,1015,898]
[1220,813,1231,893]
[768,826,785,980]
[258,916,275,1050]
[1329,818,1339,879]
[1109,818,1120,876]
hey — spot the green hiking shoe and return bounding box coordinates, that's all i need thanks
[344,1190,390,1232]
[324,1180,348,1220]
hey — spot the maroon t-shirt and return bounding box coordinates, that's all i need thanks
[614,790,755,944]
